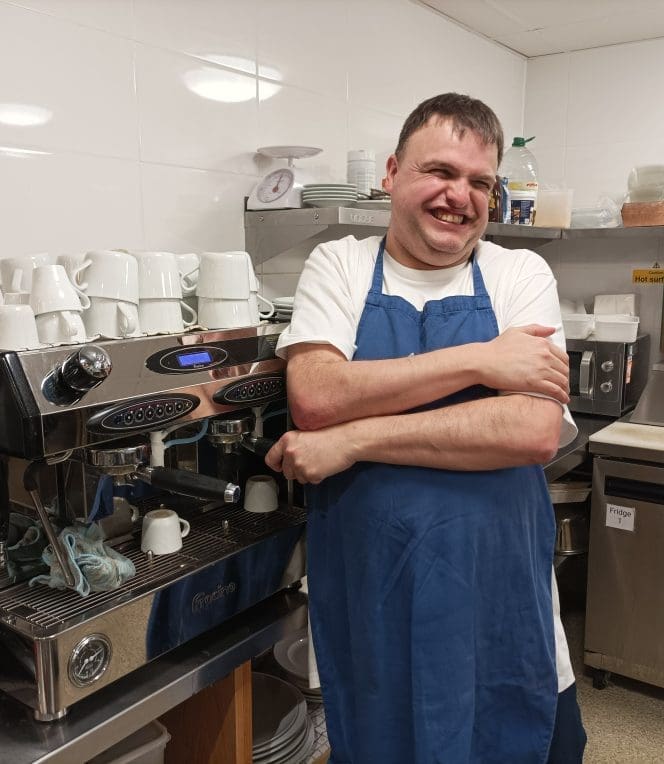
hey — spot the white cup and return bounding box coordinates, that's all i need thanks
[79,250,139,304]
[139,298,197,334]
[0,253,54,293]
[198,297,254,329]
[36,310,87,344]
[83,296,140,338]
[134,251,184,300]
[0,304,41,350]
[196,251,252,299]
[30,264,90,315]
[4,291,31,305]
[244,475,279,513]
[248,293,275,322]
[57,253,92,290]
[141,507,190,555]
[175,253,200,296]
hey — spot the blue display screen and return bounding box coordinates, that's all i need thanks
[176,350,212,367]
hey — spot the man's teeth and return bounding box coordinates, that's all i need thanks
[433,210,464,224]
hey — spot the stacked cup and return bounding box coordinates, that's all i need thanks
[31,264,88,344]
[135,251,197,334]
[0,304,41,349]
[176,253,200,318]
[1,252,54,305]
[79,250,140,338]
[197,251,272,329]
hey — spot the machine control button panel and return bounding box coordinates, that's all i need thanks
[213,374,285,405]
[86,394,200,433]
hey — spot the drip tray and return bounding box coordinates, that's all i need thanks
[0,503,306,633]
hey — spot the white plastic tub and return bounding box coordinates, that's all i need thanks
[562,313,594,340]
[593,314,639,343]
[87,721,170,764]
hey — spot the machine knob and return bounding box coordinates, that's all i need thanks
[601,360,615,372]
[600,381,613,394]
[60,345,112,393]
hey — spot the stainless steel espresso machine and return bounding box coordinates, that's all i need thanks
[0,324,305,721]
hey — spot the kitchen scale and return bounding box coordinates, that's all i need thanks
[247,145,322,210]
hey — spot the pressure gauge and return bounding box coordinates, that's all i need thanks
[246,145,322,210]
[68,634,112,687]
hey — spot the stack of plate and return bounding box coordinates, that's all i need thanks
[273,296,294,321]
[252,672,315,763]
[302,184,358,208]
[273,629,323,705]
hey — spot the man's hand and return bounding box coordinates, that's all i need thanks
[265,427,357,484]
[481,325,570,403]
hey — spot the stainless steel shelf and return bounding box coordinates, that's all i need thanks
[245,206,390,265]
[485,222,561,239]
[244,206,664,265]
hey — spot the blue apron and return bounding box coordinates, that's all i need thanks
[306,238,558,763]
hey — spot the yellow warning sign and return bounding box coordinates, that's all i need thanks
[633,269,664,284]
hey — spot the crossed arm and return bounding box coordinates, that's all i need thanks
[265,325,570,483]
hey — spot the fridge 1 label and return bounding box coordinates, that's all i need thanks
[606,503,635,532]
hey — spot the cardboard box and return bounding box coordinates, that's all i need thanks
[621,201,664,227]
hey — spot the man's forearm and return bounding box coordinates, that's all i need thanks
[287,327,569,431]
[267,394,563,483]
[347,394,562,470]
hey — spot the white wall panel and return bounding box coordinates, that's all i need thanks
[0,150,142,258]
[136,45,259,175]
[0,3,137,159]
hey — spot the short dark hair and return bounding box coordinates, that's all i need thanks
[395,93,504,165]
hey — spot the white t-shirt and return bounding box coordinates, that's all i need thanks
[278,234,576,691]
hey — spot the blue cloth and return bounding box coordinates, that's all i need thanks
[86,474,114,525]
[6,512,47,580]
[306,238,558,763]
[30,523,136,597]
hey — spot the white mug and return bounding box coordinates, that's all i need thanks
[176,253,200,296]
[249,293,275,322]
[196,251,252,299]
[0,252,54,293]
[141,507,190,555]
[198,297,253,329]
[3,291,30,305]
[57,253,92,290]
[134,251,183,300]
[0,304,41,350]
[30,264,90,315]
[244,474,279,513]
[139,298,197,334]
[84,296,140,338]
[80,250,139,304]
[36,310,87,344]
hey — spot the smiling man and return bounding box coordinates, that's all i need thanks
[267,94,586,763]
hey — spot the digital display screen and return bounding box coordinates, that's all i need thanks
[176,350,212,367]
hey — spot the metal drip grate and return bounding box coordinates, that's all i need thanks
[0,504,305,632]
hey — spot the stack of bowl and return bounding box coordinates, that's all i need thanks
[273,628,323,705]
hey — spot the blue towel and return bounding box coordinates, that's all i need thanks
[30,523,136,597]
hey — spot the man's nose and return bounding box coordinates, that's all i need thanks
[445,177,471,208]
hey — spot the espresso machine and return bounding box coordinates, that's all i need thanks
[0,324,305,721]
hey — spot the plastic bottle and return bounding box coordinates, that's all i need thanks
[347,149,376,197]
[499,136,538,225]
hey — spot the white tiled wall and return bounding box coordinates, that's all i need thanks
[525,41,664,361]
[0,0,526,299]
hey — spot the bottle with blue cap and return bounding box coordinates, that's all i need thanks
[499,136,538,225]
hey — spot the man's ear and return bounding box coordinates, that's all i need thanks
[383,154,398,194]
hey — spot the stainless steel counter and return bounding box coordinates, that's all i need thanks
[0,588,307,764]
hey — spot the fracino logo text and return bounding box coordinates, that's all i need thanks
[191,581,237,613]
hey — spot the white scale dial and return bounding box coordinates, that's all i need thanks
[256,169,295,203]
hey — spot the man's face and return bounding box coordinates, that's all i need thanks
[383,118,498,269]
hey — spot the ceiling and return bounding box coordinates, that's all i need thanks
[420,0,664,57]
